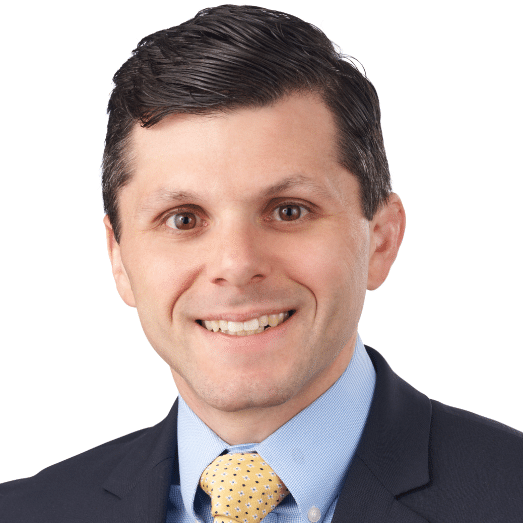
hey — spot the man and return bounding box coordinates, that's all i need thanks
[1,4,522,522]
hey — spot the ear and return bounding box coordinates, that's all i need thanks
[367,193,406,291]
[103,215,136,307]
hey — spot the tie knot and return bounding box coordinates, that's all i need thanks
[200,452,289,523]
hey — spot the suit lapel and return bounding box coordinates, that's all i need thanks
[101,400,180,523]
[332,347,433,523]
[103,456,175,523]
[332,455,429,523]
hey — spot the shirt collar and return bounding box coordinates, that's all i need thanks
[177,333,376,522]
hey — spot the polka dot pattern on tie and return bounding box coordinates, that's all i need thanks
[200,452,290,523]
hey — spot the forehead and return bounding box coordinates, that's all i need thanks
[124,94,355,210]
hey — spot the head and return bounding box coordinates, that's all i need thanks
[102,5,405,438]
[102,4,391,244]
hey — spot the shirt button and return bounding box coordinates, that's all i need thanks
[308,506,321,522]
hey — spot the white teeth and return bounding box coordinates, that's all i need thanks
[201,311,292,335]
[227,321,244,333]
[204,320,221,332]
[268,314,279,327]
[243,318,259,331]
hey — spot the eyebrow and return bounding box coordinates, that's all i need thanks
[138,189,203,216]
[260,175,334,200]
[139,174,334,215]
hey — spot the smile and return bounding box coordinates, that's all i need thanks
[197,311,295,336]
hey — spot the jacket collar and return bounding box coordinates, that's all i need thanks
[332,346,432,523]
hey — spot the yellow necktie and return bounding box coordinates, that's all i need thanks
[200,452,290,523]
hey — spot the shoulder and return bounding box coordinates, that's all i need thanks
[431,398,523,446]
[403,399,523,519]
[0,427,148,521]
[429,399,523,480]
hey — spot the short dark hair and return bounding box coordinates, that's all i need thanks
[102,4,391,243]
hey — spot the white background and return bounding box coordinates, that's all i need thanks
[1,0,521,483]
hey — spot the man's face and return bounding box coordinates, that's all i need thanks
[106,94,375,415]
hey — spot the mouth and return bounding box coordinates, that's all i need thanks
[196,310,296,336]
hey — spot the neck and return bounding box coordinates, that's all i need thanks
[172,341,355,445]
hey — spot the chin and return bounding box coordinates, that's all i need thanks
[194,378,296,413]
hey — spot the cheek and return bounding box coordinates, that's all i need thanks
[289,227,364,289]
[294,226,369,324]
[124,242,200,319]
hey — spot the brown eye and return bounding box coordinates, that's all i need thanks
[277,204,303,221]
[169,212,197,230]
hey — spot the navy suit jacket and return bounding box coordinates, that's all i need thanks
[1,346,523,522]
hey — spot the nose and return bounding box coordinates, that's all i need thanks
[207,218,270,288]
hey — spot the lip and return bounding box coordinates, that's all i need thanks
[195,309,296,323]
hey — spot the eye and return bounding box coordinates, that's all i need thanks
[273,203,309,222]
[165,212,199,230]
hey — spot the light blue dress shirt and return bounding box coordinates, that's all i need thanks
[166,334,376,523]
